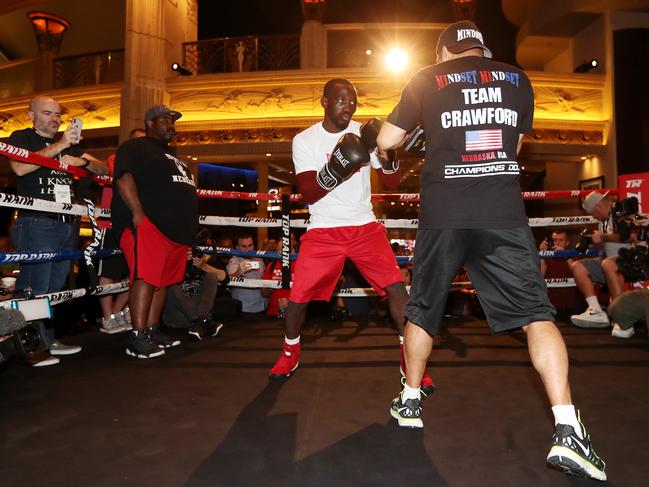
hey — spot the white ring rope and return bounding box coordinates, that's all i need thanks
[0,192,598,229]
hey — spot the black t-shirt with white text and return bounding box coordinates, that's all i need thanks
[387,56,533,228]
[111,136,198,245]
[8,128,83,202]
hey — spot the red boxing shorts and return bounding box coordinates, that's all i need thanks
[289,221,403,303]
[120,216,188,288]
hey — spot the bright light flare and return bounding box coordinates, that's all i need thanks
[385,48,408,72]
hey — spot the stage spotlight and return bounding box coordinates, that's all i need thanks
[574,58,598,73]
[385,48,408,72]
[171,62,192,76]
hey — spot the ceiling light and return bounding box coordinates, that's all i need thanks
[385,48,408,72]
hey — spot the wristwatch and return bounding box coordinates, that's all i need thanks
[81,157,91,168]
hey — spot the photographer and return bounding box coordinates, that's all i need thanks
[226,234,266,313]
[539,230,571,277]
[570,191,628,335]
[162,234,228,340]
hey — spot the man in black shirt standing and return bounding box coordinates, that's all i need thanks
[377,21,606,481]
[112,105,198,359]
[8,95,107,362]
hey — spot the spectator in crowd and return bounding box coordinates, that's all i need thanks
[226,234,267,313]
[111,105,198,359]
[97,128,146,334]
[538,230,583,313]
[539,230,571,277]
[7,95,108,364]
[570,191,627,337]
[162,246,227,339]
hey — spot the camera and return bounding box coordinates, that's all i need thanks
[612,197,649,243]
[575,228,593,253]
[616,245,649,283]
[0,308,50,364]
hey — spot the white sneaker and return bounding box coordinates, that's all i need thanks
[101,314,128,335]
[49,340,82,355]
[570,308,610,328]
[611,322,635,339]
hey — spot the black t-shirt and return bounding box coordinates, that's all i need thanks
[8,128,83,201]
[111,136,198,245]
[387,56,533,229]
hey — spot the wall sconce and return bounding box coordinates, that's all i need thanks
[27,11,70,53]
[574,59,598,73]
[171,62,192,76]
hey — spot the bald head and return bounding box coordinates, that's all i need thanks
[28,95,62,137]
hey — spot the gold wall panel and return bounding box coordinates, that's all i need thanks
[0,71,607,144]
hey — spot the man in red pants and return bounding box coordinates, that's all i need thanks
[268,78,434,393]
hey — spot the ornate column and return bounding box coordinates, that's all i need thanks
[120,0,166,142]
[27,11,69,92]
[300,0,327,69]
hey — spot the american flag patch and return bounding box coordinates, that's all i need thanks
[465,129,502,151]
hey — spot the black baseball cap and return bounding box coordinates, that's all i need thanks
[144,105,182,123]
[436,20,492,59]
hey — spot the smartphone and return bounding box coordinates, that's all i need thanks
[70,117,83,141]
[248,260,260,270]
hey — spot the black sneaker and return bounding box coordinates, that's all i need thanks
[329,306,350,321]
[148,328,181,349]
[188,319,224,340]
[390,391,423,429]
[126,331,165,359]
[546,411,606,481]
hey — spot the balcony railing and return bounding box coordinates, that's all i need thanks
[53,49,124,89]
[182,35,300,75]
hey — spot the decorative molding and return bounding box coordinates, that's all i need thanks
[174,127,304,146]
[524,129,603,145]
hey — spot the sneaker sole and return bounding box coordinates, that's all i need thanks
[100,326,128,335]
[611,328,634,339]
[125,348,165,359]
[547,446,607,481]
[268,362,299,380]
[31,358,60,367]
[570,318,610,329]
[50,348,82,356]
[390,407,423,428]
[156,341,181,349]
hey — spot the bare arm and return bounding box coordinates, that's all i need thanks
[115,172,145,227]
[9,125,77,176]
[377,121,408,151]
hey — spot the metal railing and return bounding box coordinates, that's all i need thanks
[182,35,300,75]
[53,49,124,89]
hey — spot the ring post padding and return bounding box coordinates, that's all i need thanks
[281,194,291,290]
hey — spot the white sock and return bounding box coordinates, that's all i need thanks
[585,296,602,312]
[285,335,300,346]
[552,405,582,438]
[402,383,421,401]
[399,335,404,345]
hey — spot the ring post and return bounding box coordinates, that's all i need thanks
[281,194,291,289]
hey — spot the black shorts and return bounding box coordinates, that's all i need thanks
[406,226,556,335]
[97,228,129,280]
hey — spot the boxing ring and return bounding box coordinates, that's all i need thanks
[0,140,619,313]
